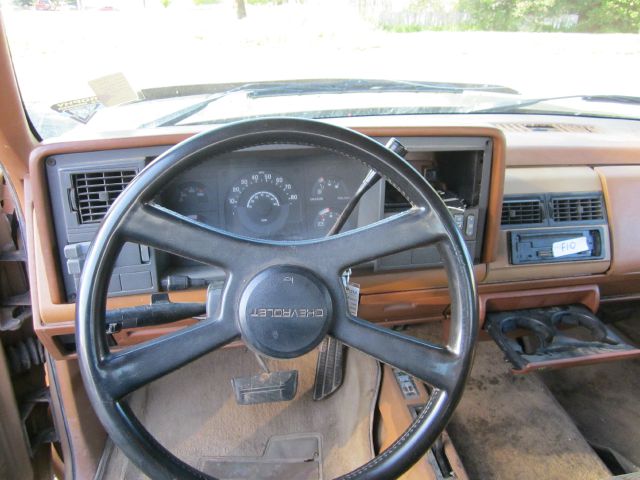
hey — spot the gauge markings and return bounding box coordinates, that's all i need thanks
[227,170,299,235]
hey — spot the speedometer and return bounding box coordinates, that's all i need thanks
[227,170,299,235]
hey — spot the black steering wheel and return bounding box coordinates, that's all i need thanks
[76,118,478,479]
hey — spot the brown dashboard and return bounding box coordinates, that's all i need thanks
[22,119,640,359]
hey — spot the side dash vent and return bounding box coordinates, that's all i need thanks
[501,198,544,226]
[71,170,137,224]
[550,195,604,223]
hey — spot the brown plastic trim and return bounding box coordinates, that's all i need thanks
[513,349,640,374]
[37,271,640,359]
[479,284,600,326]
[377,365,469,480]
[507,144,640,167]
[595,166,640,275]
[48,359,107,478]
[600,293,640,303]
[0,11,38,214]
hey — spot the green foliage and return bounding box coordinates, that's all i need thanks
[373,0,640,33]
[555,0,640,33]
[380,22,454,32]
[161,0,171,7]
[381,23,427,33]
[458,0,559,31]
[246,0,287,5]
[457,0,640,32]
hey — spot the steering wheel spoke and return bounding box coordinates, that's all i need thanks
[314,207,444,272]
[331,312,459,392]
[101,315,239,400]
[121,203,262,270]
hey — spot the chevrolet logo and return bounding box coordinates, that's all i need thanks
[250,308,325,318]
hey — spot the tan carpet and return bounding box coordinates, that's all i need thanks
[447,341,611,480]
[100,346,380,479]
[405,324,612,480]
[540,317,640,472]
[612,317,640,345]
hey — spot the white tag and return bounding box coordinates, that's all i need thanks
[344,282,360,316]
[88,72,138,107]
[552,236,589,258]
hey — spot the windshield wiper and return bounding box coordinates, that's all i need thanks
[140,78,519,128]
[583,95,640,105]
[140,84,255,129]
[240,78,518,98]
[472,94,640,114]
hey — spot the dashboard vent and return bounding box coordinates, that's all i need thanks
[550,195,604,222]
[496,123,596,134]
[501,198,544,226]
[71,170,137,224]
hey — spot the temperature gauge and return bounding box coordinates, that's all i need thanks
[313,207,339,234]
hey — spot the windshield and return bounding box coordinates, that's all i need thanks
[3,0,639,139]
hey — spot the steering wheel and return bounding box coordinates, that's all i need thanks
[76,118,478,479]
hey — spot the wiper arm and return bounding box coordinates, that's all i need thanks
[140,94,226,129]
[245,78,518,98]
[582,95,640,105]
[140,84,256,128]
[472,94,640,114]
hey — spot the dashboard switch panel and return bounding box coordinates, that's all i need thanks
[46,148,166,301]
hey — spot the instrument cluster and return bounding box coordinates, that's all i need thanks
[160,149,370,240]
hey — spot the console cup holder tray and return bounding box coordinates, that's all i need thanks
[485,304,640,373]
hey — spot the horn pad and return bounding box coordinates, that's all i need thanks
[238,266,333,358]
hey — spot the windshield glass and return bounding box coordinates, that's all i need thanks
[3,0,639,139]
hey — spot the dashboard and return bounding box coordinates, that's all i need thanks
[24,115,640,360]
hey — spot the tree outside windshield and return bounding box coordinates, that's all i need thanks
[2,0,639,138]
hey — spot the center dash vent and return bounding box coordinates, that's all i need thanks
[550,195,604,222]
[71,170,137,224]
[501,198,544,226]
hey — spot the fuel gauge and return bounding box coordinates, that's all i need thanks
[313,207,339,234]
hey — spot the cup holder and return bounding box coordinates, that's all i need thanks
[485,304,637,372]
[499,316,555,353]
[550,310,618,345]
